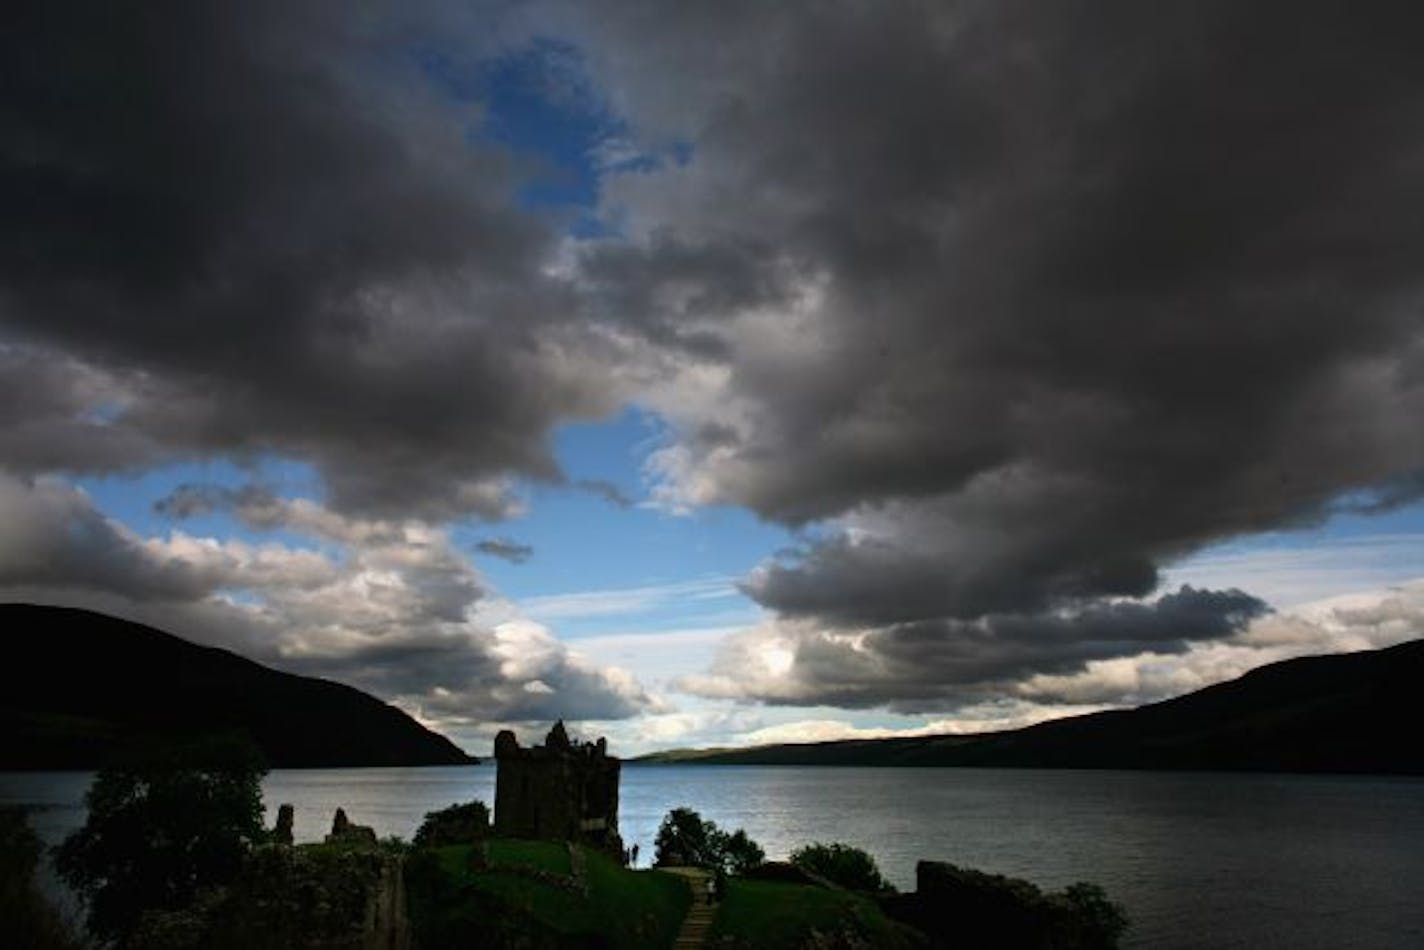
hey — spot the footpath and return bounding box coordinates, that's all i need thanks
[659,867,718,950]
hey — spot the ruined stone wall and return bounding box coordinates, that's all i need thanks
[493,723,622,856]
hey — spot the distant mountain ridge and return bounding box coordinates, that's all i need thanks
[0,604,476,769]
[640,639,1424,774]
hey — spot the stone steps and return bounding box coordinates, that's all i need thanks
[664,867,719,950]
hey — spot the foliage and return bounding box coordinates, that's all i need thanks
[378,835,409,854]
[709,877,922,950]
[653,807,765,875]
[124,842,397,950]
[1,807,87,949]
[653,807,712,867]
[789,841,894,892]
[719,828,766,876]
[53,735,267,943]
[894,861,1129,949]
[411,799,489,848]
[1054,881,1131,948]
[1,805,44,880]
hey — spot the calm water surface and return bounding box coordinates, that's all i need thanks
[4,765,1421,948]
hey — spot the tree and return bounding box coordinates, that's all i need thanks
[412,800,490,848]
[789,842,894,892]
[1,806,82,949]
[719,828,765,876]
[653,807,763,875]
[654,807,714,868]
[54,736,267,943]
[1056,881,1130,948]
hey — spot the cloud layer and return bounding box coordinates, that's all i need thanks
[0,475,653,746]
[575,0,1424,583]
[681,586,1267,712]
[4,1,1424,727]
[557,0,1424,706]
[1,0,629,520]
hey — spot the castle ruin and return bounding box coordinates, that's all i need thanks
[493,721,623,858]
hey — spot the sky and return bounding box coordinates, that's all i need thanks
[3,0,1424,757]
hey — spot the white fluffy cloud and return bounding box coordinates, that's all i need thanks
[674,578,1424,731]
[0,475,655,752]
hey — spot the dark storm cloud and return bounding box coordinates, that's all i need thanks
[561,0,1424,632]
[0,345,165,474]
[742,486,1164,626]
[0,0,623,519]
[0,474,212,601]
[7,0,1424,718]
[475,537,535,563]
[575,236,790,357]
[688,586,1268,711]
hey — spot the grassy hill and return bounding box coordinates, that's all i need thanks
[406,839,920,949]
[406,839,691,948]
[640,639,1424,774]
[0,603,475,769]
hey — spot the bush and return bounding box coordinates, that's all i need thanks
[788,842,894,893]
[54,735,267,942]
[653,807,764,875]
[412,800,489,848]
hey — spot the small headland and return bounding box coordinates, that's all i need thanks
[11,721,1129,948]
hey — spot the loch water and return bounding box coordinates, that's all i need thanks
[5,764,1422,948]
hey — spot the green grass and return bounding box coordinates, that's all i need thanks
[487,838,572,875]
[584,849,690,946]
[710,878,921,949]
[467,869,592,925]
[407,840,690,949]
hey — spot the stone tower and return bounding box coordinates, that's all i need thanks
[493,721,623,858]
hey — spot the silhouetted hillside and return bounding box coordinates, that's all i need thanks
[641,639,1424,774]
[0,604,475,769]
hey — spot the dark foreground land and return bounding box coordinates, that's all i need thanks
[642,638,1424,773]
[81,837,1115,949]
[0,604,475,769]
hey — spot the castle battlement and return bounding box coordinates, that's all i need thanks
[493,721,623,857]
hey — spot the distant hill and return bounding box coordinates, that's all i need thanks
[0,604,476,769]
[640,639,1424,774]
